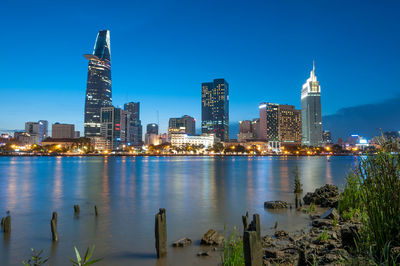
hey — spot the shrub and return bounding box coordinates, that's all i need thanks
[221,227,244,266]
[357,153,400,262]
[338,171,363,216]
[22,249,48,266]
[338,152,400,264]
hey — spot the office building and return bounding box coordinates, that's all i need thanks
[277,105,302,145]
[170,134,217,149]
[25,120,48,144]
[237,120,257,142]
[52,123,75,139]
[322,130,332,144]
[14,132,39,146]
[100,106,129,150]
[84,30,112,138]
[124,102,143,146]
[146,123,158,134]
[259,102,279,141]
[201,79,229,141]
[168,115,196,137]
[252,118,260,139]
[301,61,322,146]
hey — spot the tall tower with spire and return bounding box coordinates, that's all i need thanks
[301,61,322,146]
[84,30,112,138]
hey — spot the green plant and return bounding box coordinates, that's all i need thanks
[317,230,329,242]
[70,245,102,266]
[293,165,303,193]
[339,151,400,264]
[22,249,48,266]
[308,202,315,213]
[332,216,338,227]
[338,171,363,216]
[220,227,244,266]
[357,153,400,262]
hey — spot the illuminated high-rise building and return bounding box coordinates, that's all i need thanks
[100,106,129,150]
[259,102,279,141]
[301,61,322,146]
[84,30,112,138]
[168,115,196,137]
[201,79,229,141]
[124,102,143,146]
[277,105,302,145]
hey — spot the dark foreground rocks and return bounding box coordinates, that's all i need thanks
[262,207,365,265]
[200,229,224,245]
[172,237,192,247]
[264,201,288,209]
[303,184,339,208]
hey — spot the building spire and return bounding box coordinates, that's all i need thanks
[313,60,315,72]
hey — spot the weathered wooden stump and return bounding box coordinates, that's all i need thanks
[1,217,4,230]
[52,212,58,225]
[3,215,11,233]
[243,213,262,266]
[94,205,98,216]
[242,212,249,233]
[51,216,58,242]
[74,205,80,215]
[155,208,167,258]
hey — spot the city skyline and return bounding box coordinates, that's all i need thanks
[1,1,400,140]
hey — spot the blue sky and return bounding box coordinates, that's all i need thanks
[1,0,399,138]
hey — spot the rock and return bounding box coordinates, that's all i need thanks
[264,248,284,259]
[274,230,289,239]
[264,201,288,209]
[200,229,224,245]
[303,184,339,207]
[262,235,275,248]
[312,219,333,228]
[197,251,210,256]
[172,237,192,247]
[341,223,361,248]
[320,208,339,220]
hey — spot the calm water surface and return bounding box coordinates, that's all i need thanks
[0,156,356,265]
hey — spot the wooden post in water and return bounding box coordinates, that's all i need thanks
[1,217,4,231]
[74,205,80,215]
[242,211,249,233]
[155,208,167,258]
[243,213,262,266]
[3,215,11,233]
[51,213,58,242]
[94,205,98,216]
[52,212,58,225]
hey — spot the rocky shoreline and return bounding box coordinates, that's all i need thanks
[262,184,367,265]
[177,184,369,265]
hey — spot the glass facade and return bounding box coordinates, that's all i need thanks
[84,30,112,137]
[100,106,129,150]
[124,102,143,146]
[259,103,279,141]
[168,115,196,136]
[201,79,229,141]
[301,62,322,146]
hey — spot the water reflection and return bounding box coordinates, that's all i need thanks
[0,156,356,266]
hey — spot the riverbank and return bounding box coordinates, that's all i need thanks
[0,153,355,157]
[261,184,368,265]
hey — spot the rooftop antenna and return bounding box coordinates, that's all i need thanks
[157,110,159,126]
[313,60,315,72]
